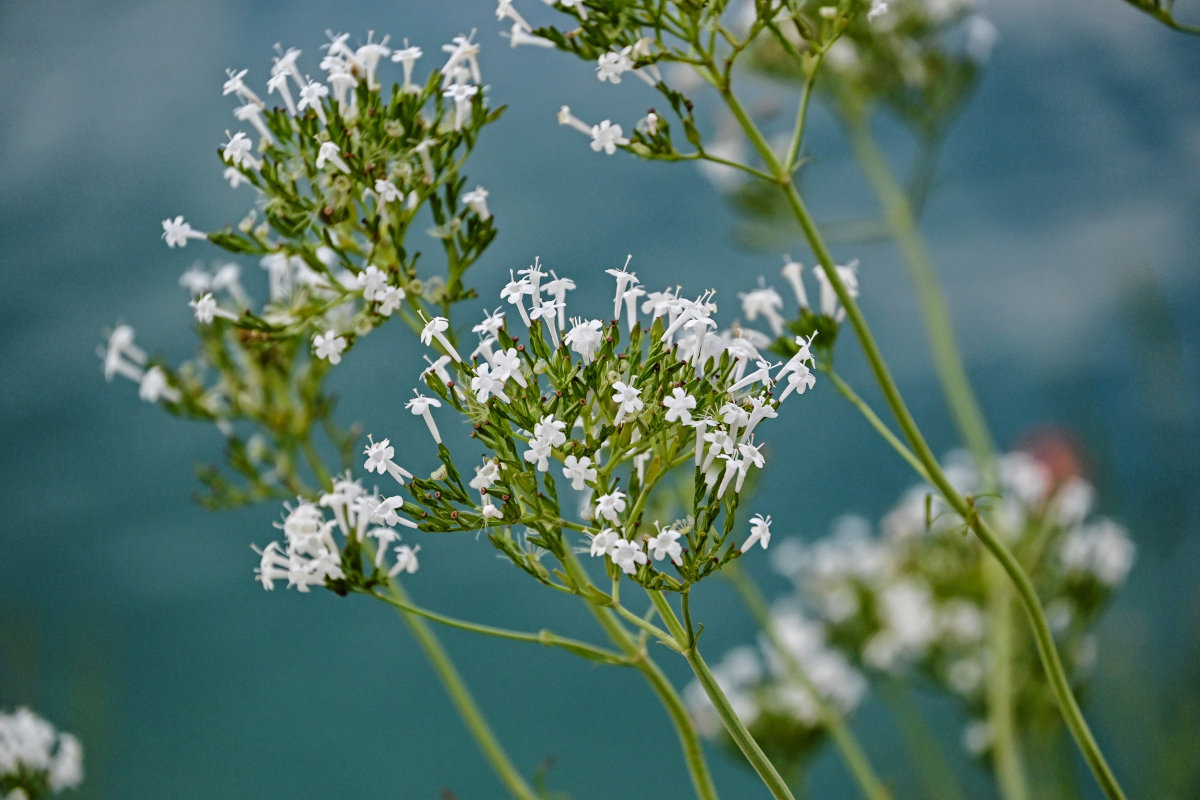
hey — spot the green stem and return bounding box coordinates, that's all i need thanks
[984,561,1031,800]
[648,590,797,800]
[381,578,538,800]
[784,51,823,173]
[560,551,720,800]
[725,564,892,800]
[369,587,626,664]
[843,116,996,483]
[715,80,1127,800]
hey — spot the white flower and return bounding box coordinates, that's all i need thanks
[138,366,180,404]
[565,318,604,363]
[611,380,643,424]
[524,440,552,472]
[356,265,390,301]
[222,130,259,169]
[389,544,421,576]
[814,260,859,322]
[611,539,648,575]
[462,185,491,220]
[443,82,479,131]
[298,78,329,123]
[0,708,84,792]
[596,47,634,83]
[595,491,627,524]
[161,216,206,248]
[743,513,772,551]
[491,347,528,388]
[559,0,589,19]
[662,387,697,424]
[420,314,463,362]
[188,292,239,324]
[590,120,630,155]
[473,307,506,338]
[556,105,593,135]
[406,392,443,445]
[1060,520,1136,586]
[313,330,347,364]
[376,285,405,316]
[739,283,786,336]
[503,23,556,48]
[534,415,568,448]
[500,270,535,326]
[867,0,889,20]
[648,525,684,566]
[363,434,414,484]
[375,178,403,203]
[440,32,481,86]
[316,141,350,173]
[391,42,423,92]
[589,528,620,558]
[562,455,597,491]
[470,460,501,492]
[222,67,262,106]
[781,257,809,309]
[471,363,511,403]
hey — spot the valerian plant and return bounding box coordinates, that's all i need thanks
[101,0,1187,797]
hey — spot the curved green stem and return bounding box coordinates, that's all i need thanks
[725,564,892,800]
[369,587,626,664]
[714,78,1127,800]
[381,578,538,800]
[648,590,797,800]
[560,550,720,800]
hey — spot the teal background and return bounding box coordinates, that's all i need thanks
[1,1,1198,797]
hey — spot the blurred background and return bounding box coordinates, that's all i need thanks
[1,0,1198,797]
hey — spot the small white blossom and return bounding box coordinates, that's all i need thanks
[313,329,347,364]
[663,387,697,424]
[562,455,597,491]
[590,120,630,155]
[298,78,329,123]
[743,513,772,551]
[406,392,443,444]
[611,380,644,424]
[470,460,501,492]
[138,366,180,404]
[589,528,620,558]
[595,491,627,525]
[565,318,604,363]
[363,435,414,484]
[596,47,634,83]
[462,185,491,220]
[420,314,463,362]
[611,538,648,575]
[648,524,684,566]
[161,216,206,248]
[443,82,479,131]
[316,141,351,173]
[188,292,239,324]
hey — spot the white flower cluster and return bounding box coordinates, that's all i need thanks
[771,448,1135,754]
[0,708,83,796]
[107,31,500,430]
[334,253,839,588]
[255,474,420,592]
[685,606,867,743]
